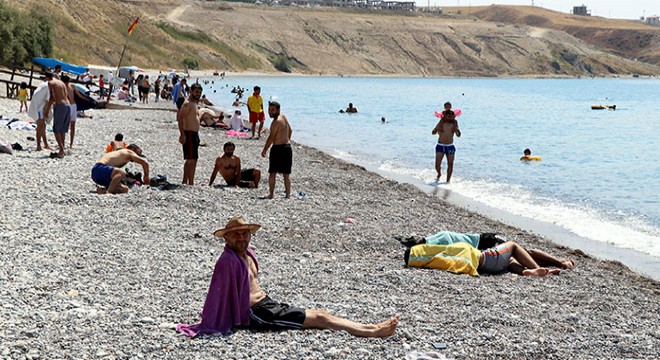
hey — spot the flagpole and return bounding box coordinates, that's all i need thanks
[107,17,138,102]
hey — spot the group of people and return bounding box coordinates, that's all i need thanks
[27,71,95,157]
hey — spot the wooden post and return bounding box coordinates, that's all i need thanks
[28,65,35,97]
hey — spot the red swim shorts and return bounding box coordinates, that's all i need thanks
[249,111,265,124]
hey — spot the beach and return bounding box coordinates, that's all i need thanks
[0,95,658,359]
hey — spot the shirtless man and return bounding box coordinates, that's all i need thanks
[261,101,293,199]
[176,215,398,337]
[62,75,91,149]
[178,83,202,185]
[432,102,461,183]
[209,142,261,188]
[43,73,71,158]
[91,144,149,194]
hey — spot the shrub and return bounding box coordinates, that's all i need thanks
[0,1,52,65]
[182,56,199,70]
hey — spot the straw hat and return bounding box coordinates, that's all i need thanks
[213,215,261,237]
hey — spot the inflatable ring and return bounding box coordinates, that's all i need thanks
[520,156,542,161]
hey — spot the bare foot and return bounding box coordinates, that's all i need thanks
[36,147,42,151]
[267,194,274,199]
[522,268,549,277]
[548,268,562,275]
[44,146,53,150]
[435,175,441,182]
[369,315,399,338]
[561,259,575,270]
[96,187,107,194]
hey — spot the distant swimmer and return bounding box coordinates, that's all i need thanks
[340,103,357,114]
[381,117,386,123]
[520,148,541,161]
[432,102,461,183]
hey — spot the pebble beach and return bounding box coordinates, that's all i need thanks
[0,95,658,359]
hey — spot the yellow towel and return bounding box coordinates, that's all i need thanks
[408,243,481,276]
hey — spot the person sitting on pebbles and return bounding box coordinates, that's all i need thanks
[404,231,575,277]
[177,215,399,338]
[209,141,261,188]
[91,144,149,194]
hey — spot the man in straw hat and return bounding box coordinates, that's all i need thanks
[177,215,398,337]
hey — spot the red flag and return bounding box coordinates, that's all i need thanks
[127,17,139,35]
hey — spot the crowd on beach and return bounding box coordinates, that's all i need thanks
[4,66,580,344]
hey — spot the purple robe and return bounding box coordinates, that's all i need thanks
[177,246,258,336]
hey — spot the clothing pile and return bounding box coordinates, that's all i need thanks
[149,175,180,191]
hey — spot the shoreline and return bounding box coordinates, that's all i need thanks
[0,99,658,359]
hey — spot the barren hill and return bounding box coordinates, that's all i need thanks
[9,0,660,76]
[456,5,660,66]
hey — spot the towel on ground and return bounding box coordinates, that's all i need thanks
[176,246,258,336]
[424,231,480,248]
[407,243,481,276]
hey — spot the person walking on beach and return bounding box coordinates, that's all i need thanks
[173,78,187,111]
[43,73,70,158]
[176,215,399,338]
[91,144,149,194]
[178,83,202,185]
[28,72,53,151]
[261,101,292,199]
[247,86,265,139]
[432,102,461,183]
[140,75,150,104]
[209,141,262,188]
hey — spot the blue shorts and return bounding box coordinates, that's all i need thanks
[91,163,115,188]
[53,104,71,133]
[478,244,511,274]
[435,143,456,154]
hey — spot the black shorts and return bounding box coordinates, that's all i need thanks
[249,296,306,331]
[182,131,200,160]
[176,97,186,110]
[227,168,256,187]
[269,144,292,174]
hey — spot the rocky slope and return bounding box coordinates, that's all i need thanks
[8,0,660,76]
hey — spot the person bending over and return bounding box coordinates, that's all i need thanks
[176,215,398,338]
[209,142,261,188]
[91,144,149,194]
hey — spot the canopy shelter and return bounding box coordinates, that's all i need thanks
[32,58,87,76]
[118,66,144,79]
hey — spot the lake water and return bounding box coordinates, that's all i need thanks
[203,76,659,273]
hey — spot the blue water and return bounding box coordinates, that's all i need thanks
[203,76,660,259]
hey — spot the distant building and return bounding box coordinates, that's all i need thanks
[572,5,591,16]
[646,15,660,26]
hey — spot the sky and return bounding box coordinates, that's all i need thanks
[416,1,658,20]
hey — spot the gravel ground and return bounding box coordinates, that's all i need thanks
[0,97,658,359]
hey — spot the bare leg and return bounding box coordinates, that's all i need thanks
[434,152,444,181]
[183,160,197,185]
[445,153,455,183]
[69,121,75,148]
[252,169,262,188]
[527,249,575,269]
[36,120,51,150]
[54,133,66,157]
[302,310,398,338]
[283,174,291,198]
[251,122,256,138]
[268,172,276,199]
[503,241,550,277]
[107,169,127,194]
[257,120,264,138]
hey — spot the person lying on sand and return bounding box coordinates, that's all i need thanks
[209,142,261,188]
[177,215,398,338]
[91,144,149,194]
[198,108,226,128]
[404,232,574,276]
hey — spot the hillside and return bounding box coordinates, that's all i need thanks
[454,5,660,66]
[8,0,660,76]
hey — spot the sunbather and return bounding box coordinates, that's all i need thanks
[177,215,398,338]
